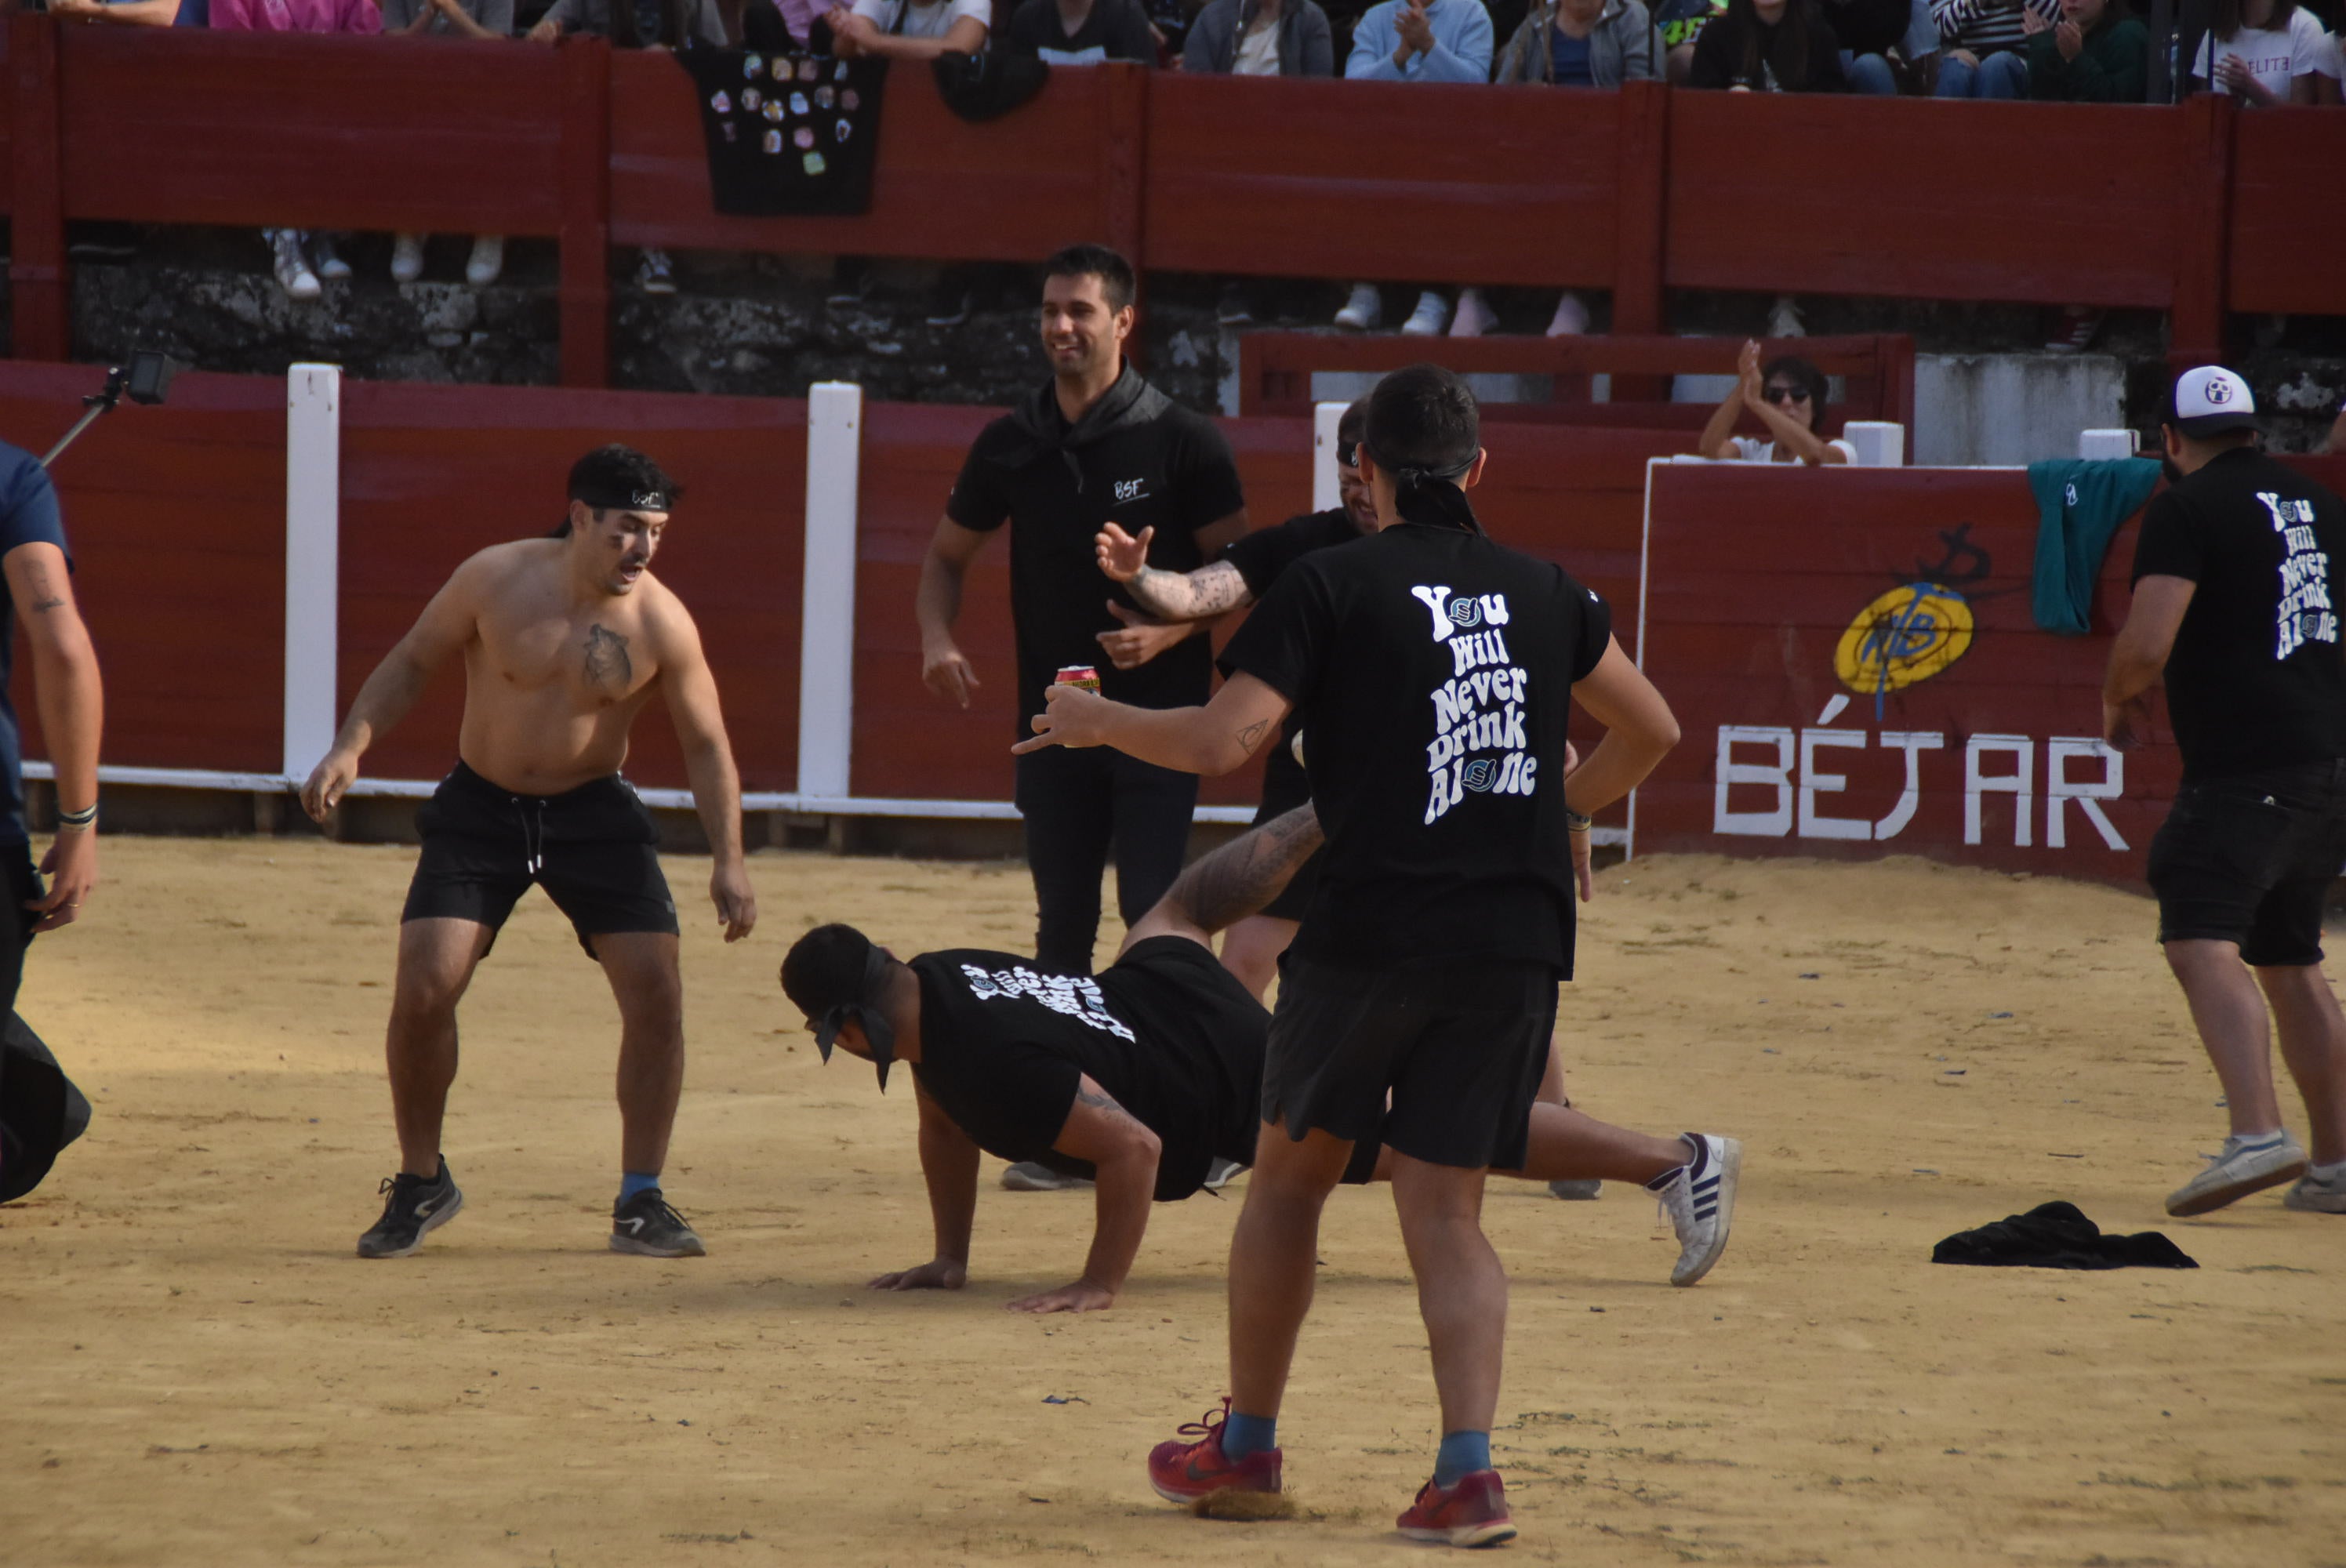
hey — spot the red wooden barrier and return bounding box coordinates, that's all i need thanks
[2226,106,2346,318]
[336,380,807,793]
[3,365,285,774]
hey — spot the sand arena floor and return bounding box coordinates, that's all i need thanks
[2,836,2342,1568]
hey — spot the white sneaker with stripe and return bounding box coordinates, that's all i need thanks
[1649,1133,1741,1287]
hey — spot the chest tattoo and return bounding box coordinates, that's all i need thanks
[583,624,634,690]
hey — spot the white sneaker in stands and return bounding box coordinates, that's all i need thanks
[1766,294,1805,339]
[1448,286,1496,338]
[638,248,676,296]
[390,233,427,284]
[1546,290,1590,336]
[1333,282,1381,331]
[1400,290,1449,337]
[310,234,352,282]
[268,229,321,303]
[465,235,505,289]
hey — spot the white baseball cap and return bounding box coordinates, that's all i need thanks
[2169,365,2261,437]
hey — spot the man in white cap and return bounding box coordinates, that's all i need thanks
[2103,366,2346,1218]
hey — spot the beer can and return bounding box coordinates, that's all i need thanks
[1053,664,1102,692]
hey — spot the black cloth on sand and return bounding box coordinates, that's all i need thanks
[1931,1201,2199,1271]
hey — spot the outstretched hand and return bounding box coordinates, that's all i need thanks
[1011,683,1112,754]
[870,1258,968,1293]
[1095,522,1153,583]
[1006,1279,1116,1314]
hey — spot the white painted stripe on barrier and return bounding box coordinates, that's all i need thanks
[282,364,342,783]
[798,382,861,799]
[1313,400,1346,512]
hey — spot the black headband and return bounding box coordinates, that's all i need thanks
[811,944,899,1091]
[571,482,674,515]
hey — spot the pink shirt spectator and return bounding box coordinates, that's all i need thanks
[210,0,382,31]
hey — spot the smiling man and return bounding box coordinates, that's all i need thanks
[302,445,757,1261]
[916,243,1249,980]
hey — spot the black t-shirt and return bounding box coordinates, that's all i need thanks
[2131,448,2346,779]
[1222,504,1365,815]
[907,938,1266,1200]
[948,376,1245,728]
[1218,522,1612,973]
[1687,9,1847,88]
[0,445,67,845]
[1001,0,1159,60]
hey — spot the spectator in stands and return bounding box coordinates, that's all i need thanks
[1493,0,1656,336]
[529,0,729,295]
[1655,0,1725,78]
[1818,0,1923,88]
[1001,0,1160,62]
[1186,0,1337,73]
[384,0,515,292]
[828,0,990,56]
[1698,343,1855,464]
[2026,0,2146,97]
[1933,0,2055,97]
[211,0,382,302]
[46,0,180,24]
[1687,0,1848,87]
[1334,0,1495,337]
[2188,0,2338,103]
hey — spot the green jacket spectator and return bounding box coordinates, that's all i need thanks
[2025,0,2146,100]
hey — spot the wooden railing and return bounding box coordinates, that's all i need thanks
[9,16,2342,387]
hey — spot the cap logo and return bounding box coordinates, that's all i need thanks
[2204,380,2232,406]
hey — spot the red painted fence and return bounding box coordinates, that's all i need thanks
[8,17,2343,387]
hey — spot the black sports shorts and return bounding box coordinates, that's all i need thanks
[1261,952,1557,1172]
[401,761,678,960]
[2148,757,2346,967]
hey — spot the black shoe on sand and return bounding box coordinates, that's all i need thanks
[611,1189,706,1258]
[357,1158,463,1259]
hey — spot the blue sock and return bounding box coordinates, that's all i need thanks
[619,1171,662,1205]
[1435,1430,1491,1487]
[1222,1411,1277,1461]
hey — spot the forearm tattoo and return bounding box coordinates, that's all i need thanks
[1075,1084,1128,1115]
[583,624,633,689]
[1129,561,1250,621]
[1164,804,1325,934]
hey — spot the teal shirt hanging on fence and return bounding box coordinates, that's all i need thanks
[2028,458,2163,635]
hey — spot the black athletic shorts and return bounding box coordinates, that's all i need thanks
[401,761,678,960]
[2148,757,2346,967]
[1261,953,1557,1171]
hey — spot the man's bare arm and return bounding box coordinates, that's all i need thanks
[2103,574,2195,750]
[1095,521,1256,622]
[300,556,487,820]
[1011,670,1293,775]
[1007,1074,1161,1315]
[871,1083,980,1292]
[1120,804,1323,955]
[5,542,103,931]
[916,516,993,708]
[655,597,756,942]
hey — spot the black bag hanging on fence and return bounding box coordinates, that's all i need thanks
[674,50,888,218]
[0,1011,91,1204]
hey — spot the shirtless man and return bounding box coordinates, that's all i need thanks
[302,445,757,1261]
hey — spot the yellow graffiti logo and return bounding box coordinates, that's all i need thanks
[1836,583,1975,699]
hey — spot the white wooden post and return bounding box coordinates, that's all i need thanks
[282,364,342,783]
[1842,420,1905,467]
[1313,399,1347,512]
[2079,429,2137,460]
[797,382,862,801]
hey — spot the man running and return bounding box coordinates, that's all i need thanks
[779,804,1734,1315]
[1019,365,1696,1546]
[302,445,757,1261]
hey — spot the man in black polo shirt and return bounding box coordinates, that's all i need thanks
[2104,366,2346,1220]
[778,804,1734,1316]
[1017,365,1700,1545]
[1094,397,1377,999]
[916,243,1248,976]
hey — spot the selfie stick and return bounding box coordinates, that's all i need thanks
[41,353,180,470]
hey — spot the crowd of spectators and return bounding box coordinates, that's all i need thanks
[44,0,2344,322]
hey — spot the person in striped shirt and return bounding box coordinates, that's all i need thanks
[1932,0,2054,95]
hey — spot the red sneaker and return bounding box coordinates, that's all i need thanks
[1397,1469,1516,1548]
[1146,1398,1283,1504]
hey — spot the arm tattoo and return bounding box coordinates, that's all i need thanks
[1075,1084,1129,1115]
[1235,719,1269,755]
[1128,561,1251,621]
[1161,804,1326,935]
[583,624,633,689]
[27,597,63,614]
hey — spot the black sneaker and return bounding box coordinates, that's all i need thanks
[611,1189,706,1258]
[357,1158,463,1259]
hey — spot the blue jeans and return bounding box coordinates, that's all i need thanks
[1936,47,2027,96]
[1841,48,1898,93]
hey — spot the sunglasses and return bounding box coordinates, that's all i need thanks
[1762,386,1812,405]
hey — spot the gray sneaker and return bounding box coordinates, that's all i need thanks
[1548,1179,1603,1200]
[1000,1161,1091,1192]
[2281,1166,2345,1214]
[1203,1157,1244,1191]
[357,1159,463,1259]
[1649,1134,1740,1287]
[610,1189,706,1257]
[2165,1134,2308,1217]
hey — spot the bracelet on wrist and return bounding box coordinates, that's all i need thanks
[56,802,96,830]
[1563,808,1592,833]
